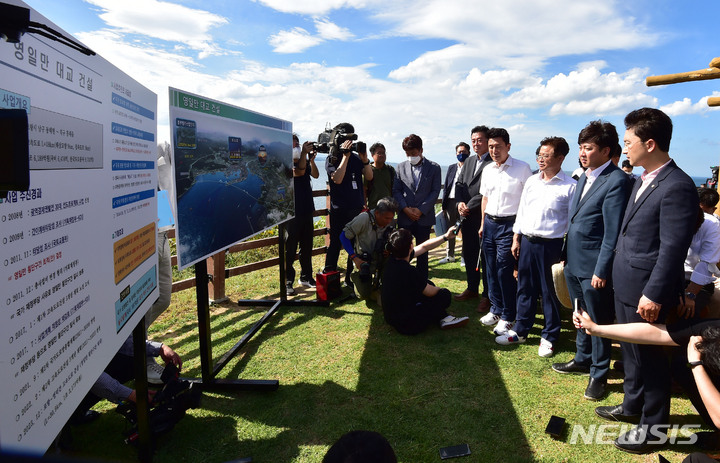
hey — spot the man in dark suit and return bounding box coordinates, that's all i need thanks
[454,126,493,310]
[595,108,699,454]
[439,142,470,264]
[551,121,631,400]
[392,133,442,280]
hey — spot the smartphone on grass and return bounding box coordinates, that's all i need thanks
[439,444,471,459]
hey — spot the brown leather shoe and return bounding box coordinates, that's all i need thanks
[454,289,479,301]
[476,297,491,312]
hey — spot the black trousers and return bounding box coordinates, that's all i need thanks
[460,218,487,296]
[615,297,671,427]
[285,213,314,282]
[325,206,362,282]
[392,288,451,335]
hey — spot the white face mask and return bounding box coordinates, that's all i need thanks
[292,147,301,160]
[409,156,422,166]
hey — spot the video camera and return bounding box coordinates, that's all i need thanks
[117,363,202,445]
[314,123,366,166]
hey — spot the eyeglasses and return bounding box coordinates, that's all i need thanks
[623,139,642,148]
[536,154,554,160]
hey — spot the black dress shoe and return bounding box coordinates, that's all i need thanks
[584,377,607,401]
[614,426,663,454]
[595,404,640,423]
[551,359,590,375]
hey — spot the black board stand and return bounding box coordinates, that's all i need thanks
[192,220,327,391]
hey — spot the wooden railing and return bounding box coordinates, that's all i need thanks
[168,184,445,301]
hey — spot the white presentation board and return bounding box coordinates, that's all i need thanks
[0,1,158,453]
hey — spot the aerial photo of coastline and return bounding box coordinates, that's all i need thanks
[172,113,293,269]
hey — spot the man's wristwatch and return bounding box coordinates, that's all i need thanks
[686,291,697,301]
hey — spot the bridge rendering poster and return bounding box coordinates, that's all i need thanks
[0,0,158,453]
[169,88,294,269]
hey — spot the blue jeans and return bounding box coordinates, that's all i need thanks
[482,216,516,321]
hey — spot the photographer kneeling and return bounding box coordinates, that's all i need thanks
[340,197,398,303]
[382,227,469,335]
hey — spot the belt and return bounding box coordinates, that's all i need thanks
[524,235,563,244]
[486,214,516,223]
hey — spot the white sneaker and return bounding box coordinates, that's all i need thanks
[493,319,515,336]
[480,312,500,326]
[460,257,466,267]
[495,329,526,345]
[538,338,554,358]
[438,256,456,264]
[146,358,165,385]
[440,315,469,329]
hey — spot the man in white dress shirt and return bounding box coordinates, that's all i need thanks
[495,137,576,358]
[478,128,533,334]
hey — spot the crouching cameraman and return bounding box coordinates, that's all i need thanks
[340,197,398,302]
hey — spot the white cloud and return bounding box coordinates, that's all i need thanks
[500,65,652,116]
[549,94,657,116]
[253,0,373,15]
[84,0,227,57]
[382,0,656,81]
[455,68,541,98]
[268,28,324,53]
[315,18,353,41]
[269,19,353,53]
[661,93,720,116]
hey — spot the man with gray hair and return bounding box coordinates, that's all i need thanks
[340,197,398,302]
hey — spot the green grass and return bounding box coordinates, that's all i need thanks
[61,245,708,463]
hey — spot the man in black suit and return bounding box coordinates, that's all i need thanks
[551,121,631,400]
[454,126,493,311]
[439,142,470,264]
[595,108,699,454]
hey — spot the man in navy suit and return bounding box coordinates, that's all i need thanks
[551,121,631,400]
[595,108,699,454]
[439,142,470,264]
[454,126,493,310]
[393,133,442,280]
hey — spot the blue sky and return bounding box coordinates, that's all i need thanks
[24,0,720,178]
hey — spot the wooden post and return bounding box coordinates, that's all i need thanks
[207,250,227,303]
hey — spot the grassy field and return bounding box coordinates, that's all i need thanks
[61,245,713,463]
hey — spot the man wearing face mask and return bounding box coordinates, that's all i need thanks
[392,133,442,280]
[285,134,319,295]
[439,142,470,264]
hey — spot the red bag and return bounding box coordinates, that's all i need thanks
[316,271,341,301]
